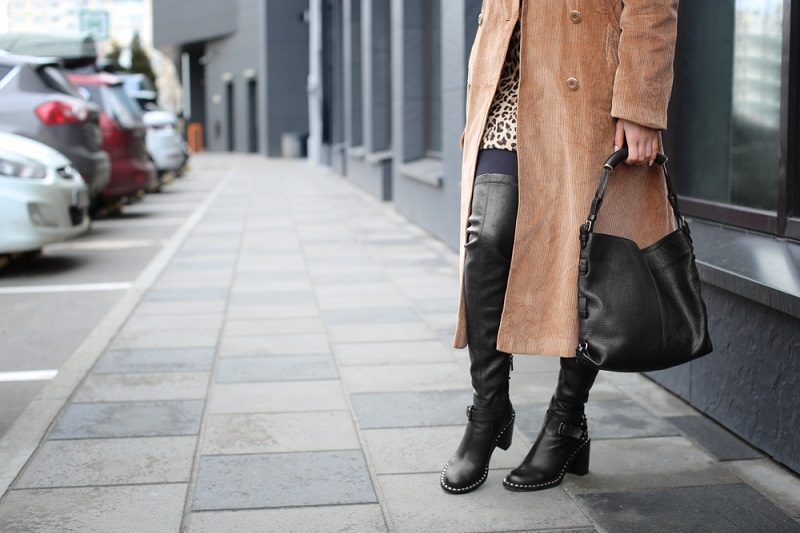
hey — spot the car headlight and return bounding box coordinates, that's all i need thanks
[0,149,48,180]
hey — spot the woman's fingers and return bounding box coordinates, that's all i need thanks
[615,119,660,166]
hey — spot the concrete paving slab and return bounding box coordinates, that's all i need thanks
[327,322,438,343]
[350,390,472,429]
[362,426,528,475]
[144,288,229,301]
[0,484,186,533]
[667,415,763,461]
[377,473,592,533]
[230,279,314,293]
[316,292,410,310]
[186,504,388,533]
[192,450,377,511]
[726,458,800,518]
[217,334,331,357]
[92,347,215,374]
[50,400,204,439]
[121,313,224,333]
[109,328,219,350]
[216,354,338,383]
[202,411,359,455]
[73,372,209,402]
[208,380,348,414]
[575,484,800,533]
[134,299,228,315]
[224,303,321,319]
[236,255,307,273]
[323,306,422,324]
[608,376,699,418]
[563,436,740,494]
[221,317,326,337]
[341,362,468,393]
[333,340,456,366]
[16,436,196,488]
[585,399,682,439]
[228,290,316,305]
[311,271,390,284]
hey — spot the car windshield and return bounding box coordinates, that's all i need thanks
[104,85,141,128]
[38,65,83,98]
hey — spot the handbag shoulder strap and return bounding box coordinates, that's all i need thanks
[581,147,685,247]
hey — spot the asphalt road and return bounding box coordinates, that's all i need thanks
[0,167,217,439]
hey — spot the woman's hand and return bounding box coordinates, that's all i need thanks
[614,119,660,166]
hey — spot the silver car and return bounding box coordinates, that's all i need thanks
[0,51,110,212]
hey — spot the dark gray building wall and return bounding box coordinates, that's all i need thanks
[265,0,310,157]
[152,0,237,47]
[387,0,480,249]
[648,284,800,473]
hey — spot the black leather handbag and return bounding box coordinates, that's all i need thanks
[575,148,713,372]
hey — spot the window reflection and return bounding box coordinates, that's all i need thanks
[730,0,782,210]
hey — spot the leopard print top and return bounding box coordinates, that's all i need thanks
[481,21,521,152]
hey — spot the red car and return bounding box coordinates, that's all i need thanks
[67,72,157,210]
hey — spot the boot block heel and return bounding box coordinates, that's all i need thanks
[566,439,590,476]
[494,410,515,451]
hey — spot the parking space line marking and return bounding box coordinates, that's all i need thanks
[0,282,133,295]
[0,370,58,382]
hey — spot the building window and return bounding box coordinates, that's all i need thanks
[665,0,795,237]
[424,0,442,156]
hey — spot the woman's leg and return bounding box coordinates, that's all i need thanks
[503,357,599,491]
[441,149,519,494]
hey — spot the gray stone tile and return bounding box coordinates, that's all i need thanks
[327,322,437,343]
[192,451,377,511]
[341,362,466,393]
[585,399,682,439]
[333,340,456,366]
[187,504,388,533]
[145,288,229,301]
[0,484,186,533]
[563,437,740,494]
[409,297,457,314]
[16,437,196,488]
[135,299,227,315]
[228,290,316,305]
[727,459,800,518]
[362,426,528,475]
[74,372,209,402]
[216,354,338,383]
[222,317,325,337]
[93,348,215,374]
[312,271,389,284]
[109,328,219,350]
[350,390,472,429]
[203,411,359,455]
[122,313,224,333]
[317,291,409,310]
[378,473,591,533]
[50,400,204,439]
[602,372,699,417]
[666,415,763,461]
[217,334,331,357]
[323,306,422,324]
[225,303,320,319]
[575,484,800,533]
[209,381,348,414]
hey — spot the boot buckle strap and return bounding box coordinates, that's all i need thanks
[557,422,586,440]
[466,405,507,422]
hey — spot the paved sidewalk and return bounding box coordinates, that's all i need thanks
[0,154,799,532]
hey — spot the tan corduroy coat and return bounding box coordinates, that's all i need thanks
[454,0,680,357]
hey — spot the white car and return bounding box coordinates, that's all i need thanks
[142,109,187,179]
[0,131,90,254]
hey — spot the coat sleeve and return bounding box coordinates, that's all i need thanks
[610,0,679,130]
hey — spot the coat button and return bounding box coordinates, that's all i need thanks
[566,77,580,90]
[569,10,582,23]
[478,13,483,25]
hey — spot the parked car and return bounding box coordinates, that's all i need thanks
[0,131,90,255]
[117,73,189,181]
[67,72,157,207]
[0,51,110,212]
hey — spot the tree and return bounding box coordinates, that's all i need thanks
[106,40,123,70]
[127,32,157,93]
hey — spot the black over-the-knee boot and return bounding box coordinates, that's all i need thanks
[503,357,599,491]
[441,173,518,494]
